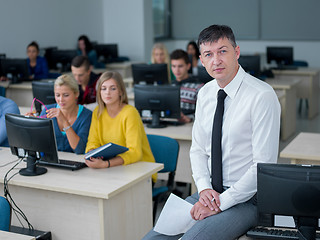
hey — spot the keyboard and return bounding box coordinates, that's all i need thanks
[271,65,298,70]
[247,227,320,239]
[38,159,87,171]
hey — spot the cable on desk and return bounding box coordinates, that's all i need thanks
[3,157,34,231]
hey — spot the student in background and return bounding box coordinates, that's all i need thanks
[71,56,100,105]
[27,41,49,80]
[26,75,92,154]
[143,24,280,240]
[151,43,175,83]
[77,35,98,68]
[0,96,20,147]
[170,49,204,123]
[85,71,156,182]
[186,41,202,76]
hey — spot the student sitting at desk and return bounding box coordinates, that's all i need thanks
[26,75,92,154]
[71,56,101,105]
[170,49,204,123]
[85,71,156,182]
[0,96,20,147]
[151,43,175,83]
[27,41,49,80]
[186,41,202,76]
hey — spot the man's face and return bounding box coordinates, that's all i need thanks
[171,59,190,81]
[199,37,240,86]
[71,65,91,86]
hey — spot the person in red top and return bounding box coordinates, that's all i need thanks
[71,56,100,105]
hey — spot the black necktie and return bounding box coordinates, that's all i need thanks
[211,89,227,193]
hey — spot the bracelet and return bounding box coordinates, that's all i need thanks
[106,159,110,168]
[63,125,72,132]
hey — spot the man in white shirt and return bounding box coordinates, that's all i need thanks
[143,25,280,240]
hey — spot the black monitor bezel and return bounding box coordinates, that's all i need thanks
[134,84,180,128]
[266,46,294,66]
[239,55,261,78]
[32,80,56,113]
[0,58,29,83]
[132,63,169,85]
[5,113,61,176]
[257,163,320,238]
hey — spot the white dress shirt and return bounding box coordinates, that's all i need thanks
[190,66,281,211]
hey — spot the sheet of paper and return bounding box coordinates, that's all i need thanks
[154,193,197,236]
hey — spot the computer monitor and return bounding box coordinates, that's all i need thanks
[43,46,58,70]
[132,63,169,85]
[48,49,77,72]
[257,163,320,240]
[134,84,180,128]
[266,47,294,67]
[197,66,213,83]
[0,58,29,84]
[32,80,56,113]
[239,55,261,78]
[94,44,118,63]
[5,113,63,176]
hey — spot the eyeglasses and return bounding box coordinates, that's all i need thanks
[30,98,48,118]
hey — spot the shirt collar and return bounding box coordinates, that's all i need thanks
[216,65,245,100]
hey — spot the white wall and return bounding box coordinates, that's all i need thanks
[162,39,320,68]
[101,0,153,62]
[0,0,105,58]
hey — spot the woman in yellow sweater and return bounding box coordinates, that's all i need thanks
[85,71,156,182]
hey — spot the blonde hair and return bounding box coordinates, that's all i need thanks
[151,43,171,83]
[54,74,79,95]
[96,71,128,117]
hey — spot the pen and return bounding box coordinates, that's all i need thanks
[211,197,215,202]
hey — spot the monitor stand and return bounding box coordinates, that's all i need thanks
[297,217,317,240]
[147,111,166,128]
[19,154,47,176]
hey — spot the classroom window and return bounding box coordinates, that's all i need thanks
[153,0,171,40]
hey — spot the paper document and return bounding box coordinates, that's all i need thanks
[154,193,197,235]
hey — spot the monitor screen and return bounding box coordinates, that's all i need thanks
[132,63,169,85]
[257,163,320,238]
[43,46,58,70]
[94,44,118,63]
[239,55,261,78]
[266,47,294,66]
[0,58,29,84]
[197,66,212,83]
[5,113,60,176]
[48,49,77,72]
[134,84,180,128]
[32,80,56,113]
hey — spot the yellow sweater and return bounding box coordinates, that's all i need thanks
[86,105,156,182]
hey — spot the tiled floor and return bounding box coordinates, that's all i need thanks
[155,99,320,223]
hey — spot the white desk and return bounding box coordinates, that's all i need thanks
[0,230,35,240]
[106,61,135,78]
[266,78,300,140]
[272,68,320,119]
[280,132,320,165]
[0,147,162,240]
[0,81,33,107]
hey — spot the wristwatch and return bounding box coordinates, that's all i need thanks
[63,125,72,132]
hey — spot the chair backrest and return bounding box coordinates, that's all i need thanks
[0,196,11,231]
[147,134,179,173]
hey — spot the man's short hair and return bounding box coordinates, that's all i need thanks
[197,24,237,50]
[170,49,190,65]
[71,55,91,71]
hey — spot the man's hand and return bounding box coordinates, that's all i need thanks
[190,201,221,221]
[199,189,221,211]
